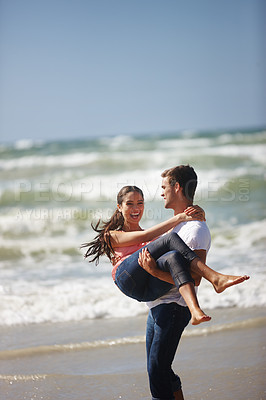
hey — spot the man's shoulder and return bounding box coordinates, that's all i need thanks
[173,220,210,234]
[173,220,211,251]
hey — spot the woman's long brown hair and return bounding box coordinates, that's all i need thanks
[81,186,144,264]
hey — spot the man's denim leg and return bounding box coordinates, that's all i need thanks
[146,303,191,400]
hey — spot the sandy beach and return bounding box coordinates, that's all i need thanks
[0,306,265,400]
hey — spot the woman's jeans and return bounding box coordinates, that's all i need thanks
[115,232,198,302]
[146,302,191,400]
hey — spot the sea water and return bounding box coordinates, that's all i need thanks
[0,128,265,327]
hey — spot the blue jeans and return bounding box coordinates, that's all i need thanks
[115,232,197,302]
[146,302,191,400]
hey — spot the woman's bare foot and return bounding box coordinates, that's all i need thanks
[213,274,250,294]
[191,309,211,325]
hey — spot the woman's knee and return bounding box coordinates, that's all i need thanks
[168,231,177,240]
[166,250,187,267]
[157,251,186,273]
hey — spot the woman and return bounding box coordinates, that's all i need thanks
[82,186,249,325]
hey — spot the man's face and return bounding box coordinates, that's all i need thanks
[161,177,177,209]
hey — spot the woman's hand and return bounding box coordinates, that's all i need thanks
[138,248,159,277]
[184,205,206,221]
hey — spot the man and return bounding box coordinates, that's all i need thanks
[145,165,211,400]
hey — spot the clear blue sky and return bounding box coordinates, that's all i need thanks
[0,0,265,143]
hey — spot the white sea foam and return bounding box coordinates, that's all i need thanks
[202,144,266,165]
[0,221,265,326]
[0,275,147,326]
[0,152,99,171]
[2,164,259,210]
[14,139,43,150]
[0,261,264,327]
[2,135,265,173]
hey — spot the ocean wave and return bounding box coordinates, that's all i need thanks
[210,220,266,249]
[1,130,265,174]
[1,209,265,256]
[0,374,47,382]
[0,152,99,171]
[0,260,265,327]
[1,316,265,360]
[0,336,146,359]
[14,139,44,150]
[1,164,264,210]
[185,316,266,336]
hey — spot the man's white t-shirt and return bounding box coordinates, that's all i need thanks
[146,220,211,309]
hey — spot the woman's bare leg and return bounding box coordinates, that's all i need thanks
[190,259,250,293]
[179,282,211,325]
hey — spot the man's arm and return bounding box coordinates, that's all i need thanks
[138,248,207,286]
[138,248,175,284]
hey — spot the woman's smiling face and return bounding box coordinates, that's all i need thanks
[118,191,144,226]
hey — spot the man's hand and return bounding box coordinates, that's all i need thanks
[139,248,175,285]
[138,248,159,277]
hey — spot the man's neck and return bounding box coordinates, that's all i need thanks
[173,199,192,215]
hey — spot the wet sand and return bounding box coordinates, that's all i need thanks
[0,307,265,400]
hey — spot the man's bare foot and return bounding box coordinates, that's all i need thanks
[191,310,211,325]
[213,274,250,294]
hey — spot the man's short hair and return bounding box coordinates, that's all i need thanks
[161,165,197,201]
